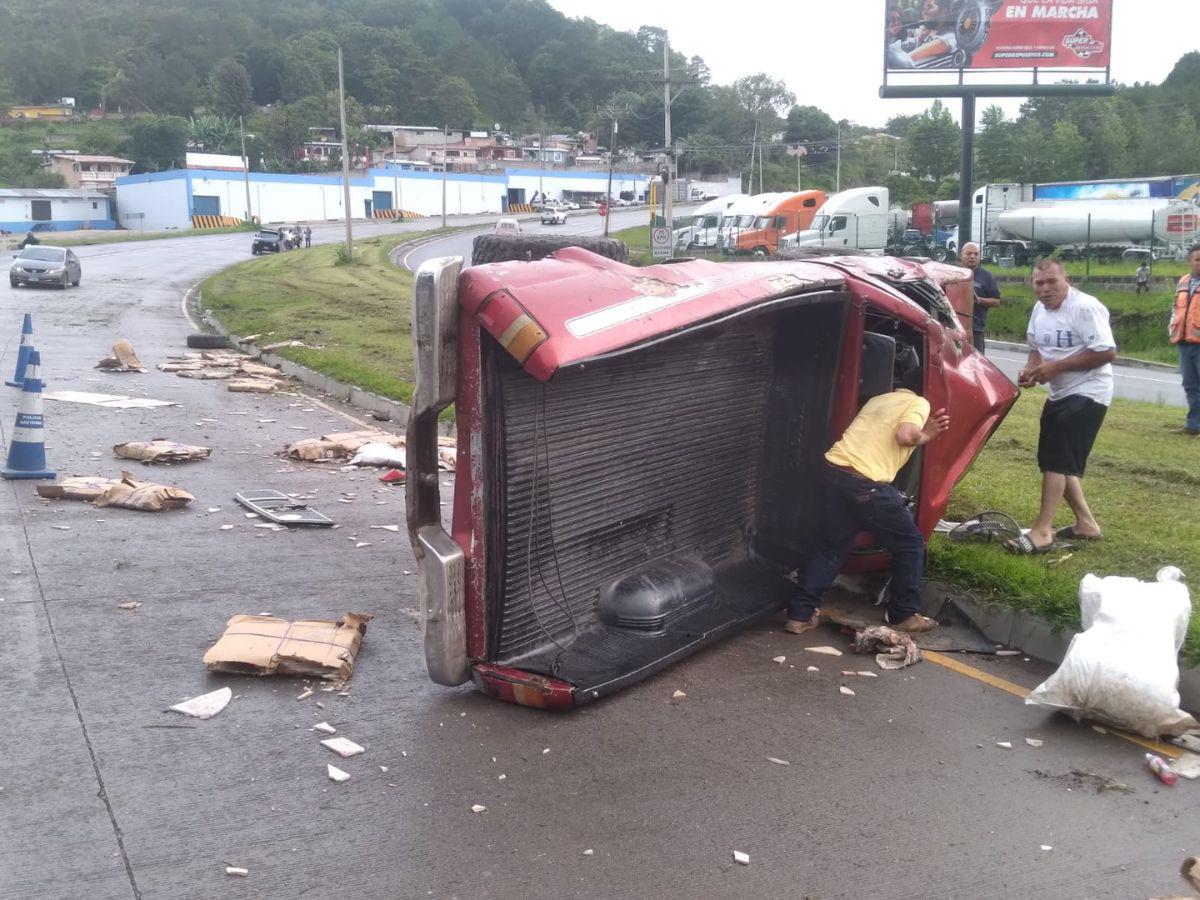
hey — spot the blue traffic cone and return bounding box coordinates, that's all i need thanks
[5,314,35,388]
[2,350,55,480]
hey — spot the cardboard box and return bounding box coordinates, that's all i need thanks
[37,476,122,501]
[202,613,372,681]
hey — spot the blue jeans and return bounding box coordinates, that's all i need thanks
[789,467,926,624]
[1182,343,1200,432]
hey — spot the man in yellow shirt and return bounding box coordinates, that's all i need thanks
[786,382,950,636]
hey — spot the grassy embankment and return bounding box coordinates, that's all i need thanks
[200,228,458,403]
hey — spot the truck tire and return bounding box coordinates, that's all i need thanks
[471,234,628,267]
[186,333,230,350]
[986,245,1001,265]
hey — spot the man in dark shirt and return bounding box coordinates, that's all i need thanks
[961,242,1001,354]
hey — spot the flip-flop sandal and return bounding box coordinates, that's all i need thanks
[1055,525,1102,542]
[1005,534,1065,555]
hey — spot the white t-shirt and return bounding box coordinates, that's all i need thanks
[1026,286,1116,405]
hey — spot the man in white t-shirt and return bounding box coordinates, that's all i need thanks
[1008,258,1117,554]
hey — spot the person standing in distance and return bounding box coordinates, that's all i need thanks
[1009,259,1117,552]
[960,242,1000,355]
[1167,243,1200,435]
[1135,260,1151,297]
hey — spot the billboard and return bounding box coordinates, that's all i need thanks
[1035,176,1200,202]
[885,0,1113,72]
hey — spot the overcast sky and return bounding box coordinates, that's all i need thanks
[545,0,1194,126]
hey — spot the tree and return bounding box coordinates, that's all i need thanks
[430,76,480,130]
[905,100,959,182]
[784,105,838,145]
[1042,120,1086,182]
[124,116,189,171]
[733,74,795,121]
[188,115,239,154]
[209,59,254,118]
[975,105,1017,184]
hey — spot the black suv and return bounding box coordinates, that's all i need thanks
[251,229,283,255]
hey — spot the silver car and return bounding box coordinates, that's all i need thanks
[10,246,81,289]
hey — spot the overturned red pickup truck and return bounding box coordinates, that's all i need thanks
[406,238,1018,709]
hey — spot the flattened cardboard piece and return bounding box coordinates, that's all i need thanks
[97,339,147,373]
[259,340,306,353]
[94,471,194,511]
[202,613,372,681]
[113,440,212,463]
[227,378,277,393]
[43,390,176,409]
[174,369,235,380]
[282,438,342,461]
[237,360,281,379]
[37,476,123,501]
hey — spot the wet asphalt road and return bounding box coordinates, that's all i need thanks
[1,221,1197,900]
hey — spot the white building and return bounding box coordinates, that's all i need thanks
[115,166,649,229]
[0,188,115,232]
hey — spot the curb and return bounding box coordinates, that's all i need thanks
[923,580,1200,715]
[985,338,1177,373]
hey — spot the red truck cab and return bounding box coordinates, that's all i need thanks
[406,246,1016,708]
[729,190,826,256]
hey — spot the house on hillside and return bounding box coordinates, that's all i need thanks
[44,154,133,193]
[6,100,76,120]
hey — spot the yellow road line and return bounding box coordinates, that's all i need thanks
[924,650,1182,759]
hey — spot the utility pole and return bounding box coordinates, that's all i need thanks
[337,47,353,256]
[538,128,545,205]
[239,115,253,224]
[836,121,842,193]
[392,127,400,219]
[441,126,448,227]
[638,36,700,232]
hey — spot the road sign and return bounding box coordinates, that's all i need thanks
[651,225,671,259]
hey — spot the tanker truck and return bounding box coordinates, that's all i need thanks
[959,182,1200,263]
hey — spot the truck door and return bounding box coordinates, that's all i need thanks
[827,215,849,246]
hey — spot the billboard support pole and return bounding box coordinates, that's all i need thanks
[957,93,975,250]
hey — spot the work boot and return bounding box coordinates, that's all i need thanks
[887,613,939,634]
[784,614,821,635]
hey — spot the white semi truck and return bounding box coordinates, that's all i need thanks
[672,194,748,250]
[779,187,891,254]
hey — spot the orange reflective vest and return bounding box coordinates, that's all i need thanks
[1169,275,1200,345]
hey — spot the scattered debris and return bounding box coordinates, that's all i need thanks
[225,866,249,877]
[227,378,278,393]
[234,490,334,527]
[772,655,786,664]
[766,757,791,766]
[207,507,221,513]
[113,440,212,463]
[380,766,389,773]
[1146,753,1178,786]
[1025,738,1044,748]
[96,339,146,373]
[280,431,455,470]
[327,764,350,783]
[542,748,550,755]
[1040,845,1052,852]
[355,542,371,549]
[839,686,855,697]
[1032,768,1134,794]
[93,472,194,512]
[1092,725,1108,735]
[1183,856,1200,892]
[497,774,506,781]
[36,477,122,502]
[856,671,878,678]
[733,851,750,866]
[369,525,400,533]
[582,849,594,857]
[43,390,176,409]
[380,469,406,484]
[202,612,372,681]
[854,625,922,670]
[260,339,307,353]
[1172,751,1200,780]
[117,601,141,610]
[168,687,232,720]
[671,690,686,699]
[996,741,1013,749]
[219,524,234,531]
[806,666,819,673]
[471,804,487,813]
[995,649,1021,657]
[349,443,407,469]
[320,737,365,758]
[312,722,336,735]
[50,525,71,531]
[804,646,843,657]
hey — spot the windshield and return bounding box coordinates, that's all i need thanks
[19,247,65,261]
[810,215,829,232]
[733,215,755,228]
[754,216,773,229]
[257,231,279,239]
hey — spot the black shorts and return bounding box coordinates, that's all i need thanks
[1037,394,1107,477]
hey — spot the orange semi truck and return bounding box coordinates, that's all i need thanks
[727,189,826,257]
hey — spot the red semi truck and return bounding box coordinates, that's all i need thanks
[407,237,1017,709]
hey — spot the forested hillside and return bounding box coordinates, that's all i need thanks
[1,0,1197,202]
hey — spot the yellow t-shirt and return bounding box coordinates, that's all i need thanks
[824,390,931,483]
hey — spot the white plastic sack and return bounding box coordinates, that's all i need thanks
[348,442,407,469]
[1026,572,1198,738]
